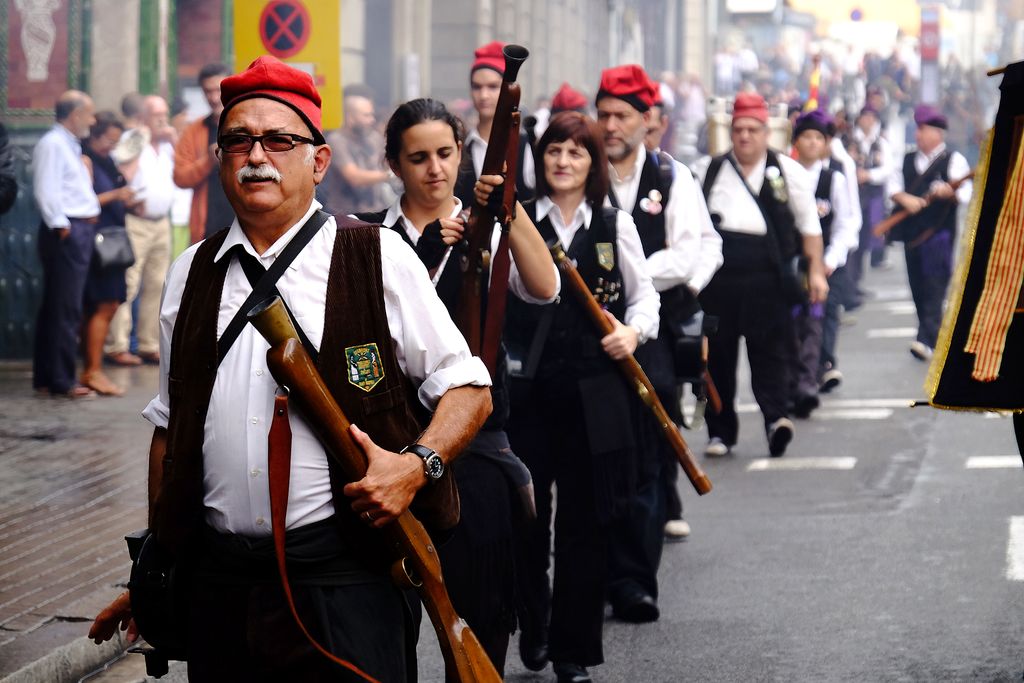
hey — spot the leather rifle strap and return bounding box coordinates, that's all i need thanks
[268,393,381,683]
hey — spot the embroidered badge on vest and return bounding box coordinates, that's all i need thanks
[595,242,615,271]
[345,343,385,392]
[765,166,788,203]
[638,189,663,215]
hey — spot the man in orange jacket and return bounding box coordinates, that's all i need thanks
[173,63,235,243]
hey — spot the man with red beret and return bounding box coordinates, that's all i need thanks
[595,64,723,629]
[455,40,536,205]
[887,103,971,361]
[89,55,493,681]
[696,91,827,459]
[551,82,588,115]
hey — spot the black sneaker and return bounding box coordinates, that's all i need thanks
[819,368,842,393]
[554,662,592,683]
[768,418,794,457]
[791,394,820,419]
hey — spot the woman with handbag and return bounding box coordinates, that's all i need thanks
[80,111,139,396]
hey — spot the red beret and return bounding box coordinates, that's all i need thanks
[472,41,506,75]
[595,65,658,112]
[219,55,324,144]
[550,82,587,113]
[733,92,768,124]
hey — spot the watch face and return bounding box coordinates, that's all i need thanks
[425,454,445,480]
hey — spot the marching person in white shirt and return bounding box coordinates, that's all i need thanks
[787,109,859,417]
[505,111,660,683]
[849,104,896,294]
[595,64,722,625]
[88,56,492,682]
[696,91,827,459]
[886,104,972,361]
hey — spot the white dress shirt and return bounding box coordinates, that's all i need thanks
[803,160,858,270]
[378,196,558,305]
[698,152,822,238]
[885,142,972,205]
[32,124,99,228]
[143,200,491,536]
[534,195,660,343]
[466,126,537,191]
[130,141,176,219]
[851,123,895,186]
[829,137,863,237]
[607,149,724,293]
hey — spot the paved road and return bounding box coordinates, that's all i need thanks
[3,256,1023,682]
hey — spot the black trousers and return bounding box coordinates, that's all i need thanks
[607,334,674,604]
[508,376,611,668]
[701,270,791,446]
[820,266,850,373]
[905,230,953,348]
[789,301,825,400]
[33,219,95,393]
[438,430,519,678]
[185,520,416,683]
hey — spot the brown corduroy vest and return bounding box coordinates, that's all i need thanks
[151,218,456,563]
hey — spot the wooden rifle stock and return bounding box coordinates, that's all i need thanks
[872,170,974,238]
[455,44,529,370]
[247,297,501,683]
[548,245,713,496]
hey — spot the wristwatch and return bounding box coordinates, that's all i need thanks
[401,443,445,482]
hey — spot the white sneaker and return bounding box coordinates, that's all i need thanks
[909,341,933,361]
[705,438,730,457]
[665,519,691,539]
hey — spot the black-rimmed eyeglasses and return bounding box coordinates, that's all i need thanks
[218,133,316,154]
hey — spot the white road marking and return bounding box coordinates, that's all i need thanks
[880,302,917,315]
[1007,517,1024,581]
[966,456,1022,469]
[867,327,917,339]
[747,457,857,471]
[812,408,894,420]
[873,288,912,301]
[736,398,916,414]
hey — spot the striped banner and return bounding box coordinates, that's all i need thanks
[965,137,1024,381]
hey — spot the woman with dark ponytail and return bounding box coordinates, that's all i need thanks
[356,97,557,676]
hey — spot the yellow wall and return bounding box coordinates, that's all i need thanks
[787,0,922,36]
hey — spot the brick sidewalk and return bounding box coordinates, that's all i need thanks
[0,362,157,680]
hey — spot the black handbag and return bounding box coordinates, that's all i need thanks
[94,226,135,269]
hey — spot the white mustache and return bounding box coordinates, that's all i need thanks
[236,163,282,184]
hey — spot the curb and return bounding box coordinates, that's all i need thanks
[1,635,127,683]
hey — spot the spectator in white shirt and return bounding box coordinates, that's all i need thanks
[31,90,99,397]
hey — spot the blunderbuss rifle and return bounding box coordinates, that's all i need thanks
[247,296,501,683]
[872,170,975,238]
[455,44,529,376]
[548,244,713,496]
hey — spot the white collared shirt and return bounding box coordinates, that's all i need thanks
[378,196,558,305]
[698,152,822,238]
[465,126,536,190]
[130,141,176,219]
[607,149,724,293]
[32,124,99,228]
[143,200,491,536]
[886,142,972,205]
[830,137,863,238]
[534,195,660,343]
[803,160,858,270]
[852,123,895,186]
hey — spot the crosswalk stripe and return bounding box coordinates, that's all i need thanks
[812,408,893,420]
[736,398,915,414]
[747,457,857,471]
[880,302,917,315]
[966,456,1022,469]
[1007,517,1024,581]
[873,288,911,301]
[867,327,917,339]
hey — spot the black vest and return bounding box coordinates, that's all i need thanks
[357,208,512,430]
[900,150,956,240]
[454,134,535,208]
[505,201,626,380]
[609,149,673,259]
[703,150,800,274]
[814,165,836,248]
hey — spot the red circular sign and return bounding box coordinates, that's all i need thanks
[259,0,311,59]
